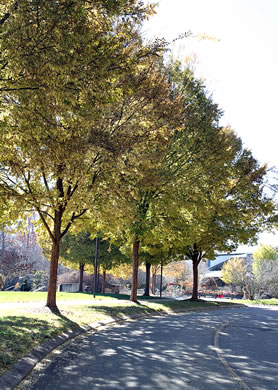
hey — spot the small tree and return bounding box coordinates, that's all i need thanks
[253,244,277,273]
[221,258,248,290]
[253,244,278,297]
[60,231,130,293]
[220,257,258,299]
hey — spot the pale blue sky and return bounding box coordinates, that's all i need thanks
[143,0,278,251]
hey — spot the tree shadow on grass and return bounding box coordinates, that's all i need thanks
[92,293,169,301]
[83,299,243,322]
[0,313,80,375]
[85,304,155,321]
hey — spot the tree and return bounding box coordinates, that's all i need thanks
[93,65,184,302]
[221,257,248,290]
[253,244,277,273]
[139,246,172,296]
[146,65,275,300]
[253,244,278,298]
[169,145,273,300]
[60,231,129,293]
[221,257,258,299]
[0,0,168,309]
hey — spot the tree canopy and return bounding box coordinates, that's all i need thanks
[0,0,170,308]
[0,3,276,307]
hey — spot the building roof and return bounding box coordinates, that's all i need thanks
[208,252,252,271]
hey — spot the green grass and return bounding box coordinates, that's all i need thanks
[239,298,278,305]
[0,292,237,376]
[0,291,117,303]
[0,291,167,304]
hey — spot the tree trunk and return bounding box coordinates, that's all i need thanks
[101,270,106,294]
[46,208,62,309]
[79,262,85,292]
[151,272,156,295]
[130,236,140,302]
[46,238,60,308]
[191,259,199,301]
[143,262,151,296]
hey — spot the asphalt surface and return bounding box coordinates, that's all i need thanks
[20,305,278,390]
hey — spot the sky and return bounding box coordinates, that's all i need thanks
[143,0,278,252]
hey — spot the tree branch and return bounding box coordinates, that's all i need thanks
[0,1,18,26]
[36,207,55,241]
[60,209,88,239]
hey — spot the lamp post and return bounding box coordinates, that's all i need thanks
[160,262,163,298]
[93,235,98,298]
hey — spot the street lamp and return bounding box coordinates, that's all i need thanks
[160,262,163,298]
[93,235,98,298]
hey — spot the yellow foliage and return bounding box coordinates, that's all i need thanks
[110,263,132,280]
[221,258,247,286]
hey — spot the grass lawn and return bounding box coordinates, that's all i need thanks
[0,291,169,304]
[0,291,236,376]
[0,291,115,303]
[239,298,278,305]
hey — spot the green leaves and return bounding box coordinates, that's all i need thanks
[60,231,130,272]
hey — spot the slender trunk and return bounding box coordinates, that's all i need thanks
[160,263,163,298]
[143,263,151,296]
[2,231,4,253]
[101,270,106,294]
[130,236,140,302]
[79,263,84,292]
[191,260,199,300]
[97,265,100,292]
[46,239,60,308]
[93,236,98,298]
[151,272,156,295]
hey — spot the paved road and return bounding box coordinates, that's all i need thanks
[22,306,278,390]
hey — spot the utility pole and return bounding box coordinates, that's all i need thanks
[160,262,163,298]
[93,236,98,298]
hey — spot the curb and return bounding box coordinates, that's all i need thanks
[0,304,243,390]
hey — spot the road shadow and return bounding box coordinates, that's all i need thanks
[27,307,251,390]
[217,305,278,390]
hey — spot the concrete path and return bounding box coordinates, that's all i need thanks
[20,306,278,390]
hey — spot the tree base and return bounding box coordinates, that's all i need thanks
[188,297,206,302]
[46,305,61,314]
